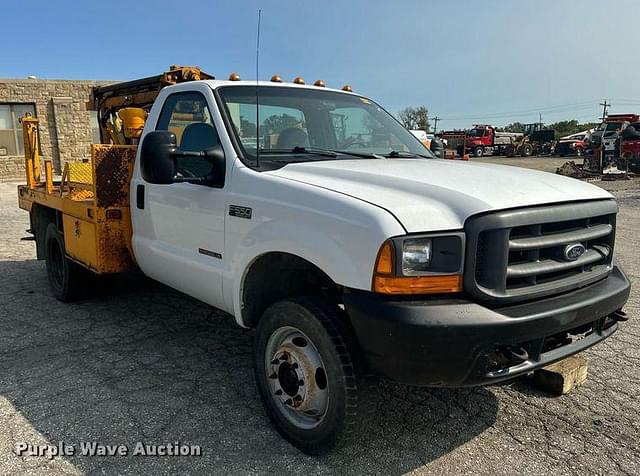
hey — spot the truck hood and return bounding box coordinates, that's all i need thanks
[266,159,613,232]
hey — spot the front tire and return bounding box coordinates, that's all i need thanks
[473,146,484,157]
[522,143,534,157]
[254,297,375,455]
[44,223,90,301]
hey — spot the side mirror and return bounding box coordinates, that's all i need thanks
[140,131,178,184]
[202,144,226,187]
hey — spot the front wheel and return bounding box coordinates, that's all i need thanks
[521,143,534,157]
[473,146,484,157]
[254,297,375,455]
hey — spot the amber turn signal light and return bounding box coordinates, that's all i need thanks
[373,274,463,295]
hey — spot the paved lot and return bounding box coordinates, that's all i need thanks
[0,170,638,475]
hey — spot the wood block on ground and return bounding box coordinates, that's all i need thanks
[530,356,588,395]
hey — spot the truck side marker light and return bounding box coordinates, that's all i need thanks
[375,241,394,275]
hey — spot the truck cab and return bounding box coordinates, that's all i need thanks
[18,71,631,455]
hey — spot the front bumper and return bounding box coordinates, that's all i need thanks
[344,263,630,387]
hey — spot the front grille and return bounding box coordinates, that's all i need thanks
[465,200,617,304]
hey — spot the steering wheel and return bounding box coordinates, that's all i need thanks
[339,137,367,149]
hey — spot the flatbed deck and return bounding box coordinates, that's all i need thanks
[18,139,137,274]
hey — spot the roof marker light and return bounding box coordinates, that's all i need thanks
[293,77,305,85]
[270,75,282,82]
[341,84,353,92]
[313,79,326,87]
[229,72,241,81]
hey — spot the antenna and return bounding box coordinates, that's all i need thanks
[255,9,262,168]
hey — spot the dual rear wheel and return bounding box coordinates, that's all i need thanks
[44,223,90,301]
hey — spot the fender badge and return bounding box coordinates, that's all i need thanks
[229,205,252,219]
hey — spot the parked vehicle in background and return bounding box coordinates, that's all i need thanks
[621,121,640,173]
[590,114,639,146]
[410,129,432,148]
[555,130,592,157]
[505,123,556,157]
[452,124,522,157]
[410,130,446,158]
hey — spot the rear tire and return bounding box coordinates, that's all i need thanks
[254,297,376,455]
[44,223,90,301]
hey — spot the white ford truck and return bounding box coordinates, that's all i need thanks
[19,71,631,455]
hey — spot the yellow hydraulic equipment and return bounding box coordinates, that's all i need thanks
[118,108,148,139]
[17,66,212,274]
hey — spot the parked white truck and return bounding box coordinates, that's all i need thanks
[19,71,631,455]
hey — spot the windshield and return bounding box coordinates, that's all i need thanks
[466,128,485,137]
[217,86,433,166]
[597,122,621,132]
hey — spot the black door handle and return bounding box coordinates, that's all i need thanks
[136,184,145,209]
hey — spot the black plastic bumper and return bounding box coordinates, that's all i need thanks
[344,264,631,387]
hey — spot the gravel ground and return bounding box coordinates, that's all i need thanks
[0,170,638,475]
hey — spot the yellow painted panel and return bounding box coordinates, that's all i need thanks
[62,215,98,271]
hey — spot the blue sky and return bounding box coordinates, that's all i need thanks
[3,0,640,130]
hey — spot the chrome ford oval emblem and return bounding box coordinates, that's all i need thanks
[564,243,586,261]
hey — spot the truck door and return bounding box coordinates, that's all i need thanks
[132,90,227,309]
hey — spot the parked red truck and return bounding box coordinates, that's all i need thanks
[450,125,522,158]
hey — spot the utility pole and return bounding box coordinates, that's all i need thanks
[432,116,440,134]
[539,113,543,129]
[600,99,611,121]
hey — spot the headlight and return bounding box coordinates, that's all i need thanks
[373,233,465,295]
[402,238,433,275]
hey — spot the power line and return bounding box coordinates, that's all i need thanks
[439,105,597,122]
[438,100,599,121]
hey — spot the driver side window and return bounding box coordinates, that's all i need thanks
[156,92,220,178]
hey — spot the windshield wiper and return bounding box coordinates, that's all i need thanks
[260,146,384,159]
[384,150,432,159]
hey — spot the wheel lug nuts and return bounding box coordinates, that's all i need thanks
[269,373,277,379]
[275,389,282,396]
[284,398,293,405]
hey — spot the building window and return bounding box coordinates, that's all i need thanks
[0,103,36,157]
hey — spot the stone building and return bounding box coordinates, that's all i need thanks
[0,77,112,180]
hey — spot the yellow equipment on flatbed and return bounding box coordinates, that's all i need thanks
[17,66,213,276]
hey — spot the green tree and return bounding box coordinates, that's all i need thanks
[263,113,301,134]
[398,106,430,131]
[497,122,525,133]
